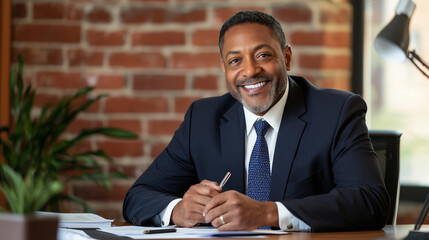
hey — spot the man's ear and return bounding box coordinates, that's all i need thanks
[284,45,292,71]
[220,57,226,73]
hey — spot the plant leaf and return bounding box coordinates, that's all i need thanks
[96,128,139,139]
[50,128,137,155]
[3,66,135,213]
[0,165,25,213]
[16,54,24,109]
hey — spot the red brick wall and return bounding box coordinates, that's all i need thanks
[11,0,351,220]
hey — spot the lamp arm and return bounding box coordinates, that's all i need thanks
[404,49,429,237]
[403,193,429,239]
[414,192,429,230]
[407,50,429,79]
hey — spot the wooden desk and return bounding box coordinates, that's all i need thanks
[246,225,427,240]
[258,224,413,240]
[112,224,427,240]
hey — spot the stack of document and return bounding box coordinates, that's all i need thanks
[98,226,289,239]
[37,212,114,229]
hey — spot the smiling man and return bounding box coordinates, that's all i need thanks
[221,22,290,116]
[123,10,389,232]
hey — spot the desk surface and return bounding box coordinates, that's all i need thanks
[248,225,427,240]
[112,224,427,240]
[259,224,410,240]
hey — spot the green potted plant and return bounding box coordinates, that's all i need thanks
[0,55,138,240]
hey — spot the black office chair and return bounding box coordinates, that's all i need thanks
[369,130,402,225]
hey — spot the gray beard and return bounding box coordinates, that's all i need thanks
[238,84,277,114]
[228,75,287,115]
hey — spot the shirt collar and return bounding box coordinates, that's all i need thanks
[244,77,289,136]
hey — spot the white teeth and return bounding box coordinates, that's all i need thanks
[243,81,266,89]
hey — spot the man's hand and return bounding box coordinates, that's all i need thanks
[171,180,222,227]
[203,190,279,231]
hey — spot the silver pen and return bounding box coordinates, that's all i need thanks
[219,172,231,188]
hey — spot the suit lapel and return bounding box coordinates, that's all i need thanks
[270,78,307,201]
[220,100,246,193]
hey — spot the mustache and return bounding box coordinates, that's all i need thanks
[235,75,274,87]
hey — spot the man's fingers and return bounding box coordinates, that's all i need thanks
[203,193,229,222]
[189,182,221,198]
[184,191,213,206]
[214,212,231,228]
[201,180,222,192]
[182,211,206,225]
[211,213,244,231]
[173,180,224,227]
[172,200,206,227]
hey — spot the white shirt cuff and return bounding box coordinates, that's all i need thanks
[159,198,182,226]
[275,202,311,232]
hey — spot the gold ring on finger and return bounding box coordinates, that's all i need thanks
[220,215,226,225]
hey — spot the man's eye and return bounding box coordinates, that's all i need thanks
[257,53,271,59]
[229,59,240,65]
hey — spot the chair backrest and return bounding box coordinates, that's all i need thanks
[369,130,402,225]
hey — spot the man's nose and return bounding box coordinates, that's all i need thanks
[241,59,261,78]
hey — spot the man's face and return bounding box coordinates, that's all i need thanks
[221,23,292,116]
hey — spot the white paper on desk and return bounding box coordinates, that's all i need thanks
[57,228,96,240]
[186,229,290,237]
[98,226,288,239]
[98,226,194,239]
[37,211,114,229]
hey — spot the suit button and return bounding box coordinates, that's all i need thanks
[287,224,293,230]
[162,221,165,225]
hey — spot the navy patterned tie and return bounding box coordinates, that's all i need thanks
[247,120,271,229]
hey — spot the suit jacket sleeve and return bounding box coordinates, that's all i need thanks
[282,94,390,232]
[122,101,199,226]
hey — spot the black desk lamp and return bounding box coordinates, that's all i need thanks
[374,0,429,239]
[374,0,429,78]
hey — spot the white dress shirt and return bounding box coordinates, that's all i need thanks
[155,78,310,231]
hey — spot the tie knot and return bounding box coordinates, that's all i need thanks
[254,120,270,137]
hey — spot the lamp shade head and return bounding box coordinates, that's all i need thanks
[374,14,410,63]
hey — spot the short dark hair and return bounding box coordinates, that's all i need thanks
[218,10,287,55]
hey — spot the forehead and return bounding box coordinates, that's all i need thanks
[222,23,280,54]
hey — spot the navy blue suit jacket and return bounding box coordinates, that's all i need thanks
[123,76,389,232]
